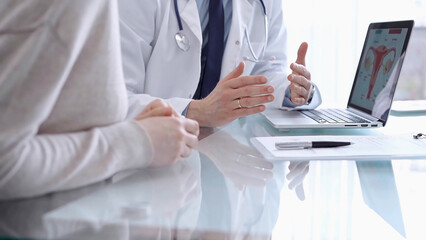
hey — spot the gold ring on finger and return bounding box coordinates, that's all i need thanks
[237,99,243,109]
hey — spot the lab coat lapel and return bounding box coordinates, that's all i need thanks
[221,0,254,78]
[179,0,202,45]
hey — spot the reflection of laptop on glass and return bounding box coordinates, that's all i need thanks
[262,20,414,129]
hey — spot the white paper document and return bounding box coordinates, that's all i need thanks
[250,135,426,161]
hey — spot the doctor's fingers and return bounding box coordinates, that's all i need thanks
[221,61,245,82]
[232,84,275,100]
[296,42,308,66]
[289,77,311,105]
[289,83,310,100]
[232,104,266,118]
[290,93,307,106]
[288,72,312,91]
[226,75,268,89]
[290,62,311,80]
[237,94,274,109]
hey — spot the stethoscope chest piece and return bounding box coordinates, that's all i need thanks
[175,31,190,52]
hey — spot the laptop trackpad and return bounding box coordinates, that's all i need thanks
[262,109,317,125]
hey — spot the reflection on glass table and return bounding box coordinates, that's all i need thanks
[198,129,274,189]
[199,119,311,200]
[196,127,277,239]
[195,123,311,239]
[356,161,405,237]
[286,161,310,201]
[0,180,107,240]
[44,155,202,239]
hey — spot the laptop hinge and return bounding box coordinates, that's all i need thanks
[347,107,381,122]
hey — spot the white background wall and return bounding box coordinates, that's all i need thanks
[283,0,426,105]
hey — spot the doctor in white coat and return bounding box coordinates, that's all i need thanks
[119,0,321,127]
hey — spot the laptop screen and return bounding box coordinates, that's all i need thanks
[348,21,413,123]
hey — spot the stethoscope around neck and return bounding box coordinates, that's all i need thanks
[174,0,190,52]
[173,0,273,63]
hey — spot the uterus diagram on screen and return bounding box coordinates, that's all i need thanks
[364,45,396,100]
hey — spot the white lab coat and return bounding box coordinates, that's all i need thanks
[119,0,316,118]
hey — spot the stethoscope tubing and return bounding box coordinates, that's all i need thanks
[174,0,184,31]
[173,0,268,56]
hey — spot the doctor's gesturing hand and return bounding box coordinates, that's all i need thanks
[135,99,199,167]
[186,62,275,127]
[288,42,314,106]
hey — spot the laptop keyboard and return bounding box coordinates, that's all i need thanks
[300,109,371,124]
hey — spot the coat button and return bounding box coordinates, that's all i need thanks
[235,40,240,46]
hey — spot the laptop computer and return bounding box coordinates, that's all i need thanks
[262,20,414,129]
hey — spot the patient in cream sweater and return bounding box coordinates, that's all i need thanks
[0,0,199,200]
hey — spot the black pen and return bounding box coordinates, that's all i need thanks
[275,141,352,150]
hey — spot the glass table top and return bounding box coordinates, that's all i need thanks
[1,113,426,240]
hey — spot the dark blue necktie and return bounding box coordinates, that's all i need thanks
[193,0,225,99]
